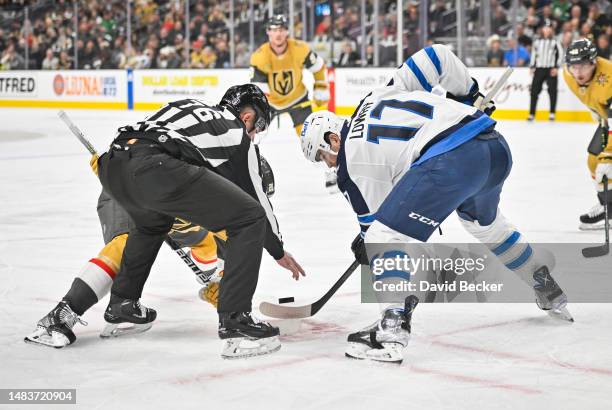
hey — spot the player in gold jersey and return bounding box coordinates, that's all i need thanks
[563,39,612,230]
[250,15,337,191]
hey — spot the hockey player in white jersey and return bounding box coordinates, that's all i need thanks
[300,44,572,364]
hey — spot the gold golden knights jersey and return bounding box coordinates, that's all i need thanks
[250,39,327,110]
[563,57,612,121]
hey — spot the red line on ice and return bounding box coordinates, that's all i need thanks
[172,354,333,385]
[408,365,543,395]
[429,339,612,376]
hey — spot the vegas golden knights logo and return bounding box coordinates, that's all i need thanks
[272,70,294,95]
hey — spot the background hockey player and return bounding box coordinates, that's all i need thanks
[250,14,336,191]
[562,38,612,230]
[300,44,572,364]
[93,84,303,359]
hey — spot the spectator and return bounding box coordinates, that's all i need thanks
[492,6,509,34]
[58,50,72,70]
[596,34,610,59]
[201,45,216,68]
[214,39,230,68]
[504,37,531,67]
[486,34,505,67]
[41,48,59,70]
[337,41,359,67]
[429,0,447,37]
[1,43,25,69]
[552,0,571,23]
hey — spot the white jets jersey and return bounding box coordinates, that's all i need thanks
[337,88,495,235]
[389,44,475,98]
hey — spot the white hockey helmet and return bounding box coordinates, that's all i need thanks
[300,110,345,163]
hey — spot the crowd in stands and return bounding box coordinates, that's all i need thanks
[485,0,610,67]
[0,0,609,70]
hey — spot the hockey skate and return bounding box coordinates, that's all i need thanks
[24,301,87,348]
[579,203,610,230]
[218,312,281,359]
[345,295,419,364]
[325,168,339,194]
[101,298,157,338]
[533,266,574,322]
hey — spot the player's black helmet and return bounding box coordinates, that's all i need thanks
[267,14,288,29]
[565,38,597,65]
[220,84,271,133]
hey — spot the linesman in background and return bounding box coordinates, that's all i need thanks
[528,22,564,121]
[250,14,336,191]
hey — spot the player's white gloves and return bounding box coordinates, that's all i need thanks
[595,152,612,183]
[313,88,330,106]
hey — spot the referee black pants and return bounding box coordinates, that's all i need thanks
[98,147,267,314]
[529,67,558,116]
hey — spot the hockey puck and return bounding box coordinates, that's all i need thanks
[278,297,295,304]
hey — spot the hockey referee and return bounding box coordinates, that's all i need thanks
[528,22,564,121]
[96,84,305,358]
[527,22,563,121]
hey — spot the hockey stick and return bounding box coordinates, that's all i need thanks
[57,110,216,283]
[259,259,360,319]
[475,66,514,111]
[582,176,610,257]
[582,119,610,258]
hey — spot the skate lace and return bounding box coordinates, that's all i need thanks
[587,204,604,217]
[60,305,88,328]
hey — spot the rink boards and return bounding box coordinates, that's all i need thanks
[0,67,594,122]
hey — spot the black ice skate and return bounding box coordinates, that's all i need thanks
[345,295,419,364]
[579,203,611,230]
[24,301,87,348]
[101,298,157,338]
[218,312,280,359]
[533,266,574,322]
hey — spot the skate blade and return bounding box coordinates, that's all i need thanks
[221,336,281,359]
[546,306,574,323]
[24,328,71,349]
[345,342,404,364]
[579,222,606,231]
[100,322,153,338]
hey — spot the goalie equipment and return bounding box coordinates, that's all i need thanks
[218,311,281,359]
[24,301,87,348]
[345,295,419,364]
[533,266,574,322]
[101,298,157,338]
[300,111,344,163]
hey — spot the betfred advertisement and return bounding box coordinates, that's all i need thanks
[0,70,126,108]
[0,72,37,98]
[133,69,250,109]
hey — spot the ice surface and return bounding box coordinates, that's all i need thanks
[1,109,611,410]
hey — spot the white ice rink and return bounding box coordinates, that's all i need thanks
[1,108,611,410]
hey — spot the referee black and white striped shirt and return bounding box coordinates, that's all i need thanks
[530,37,564,68]
[115,98,284,258]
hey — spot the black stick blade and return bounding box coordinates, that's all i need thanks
[582,243,610,258]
